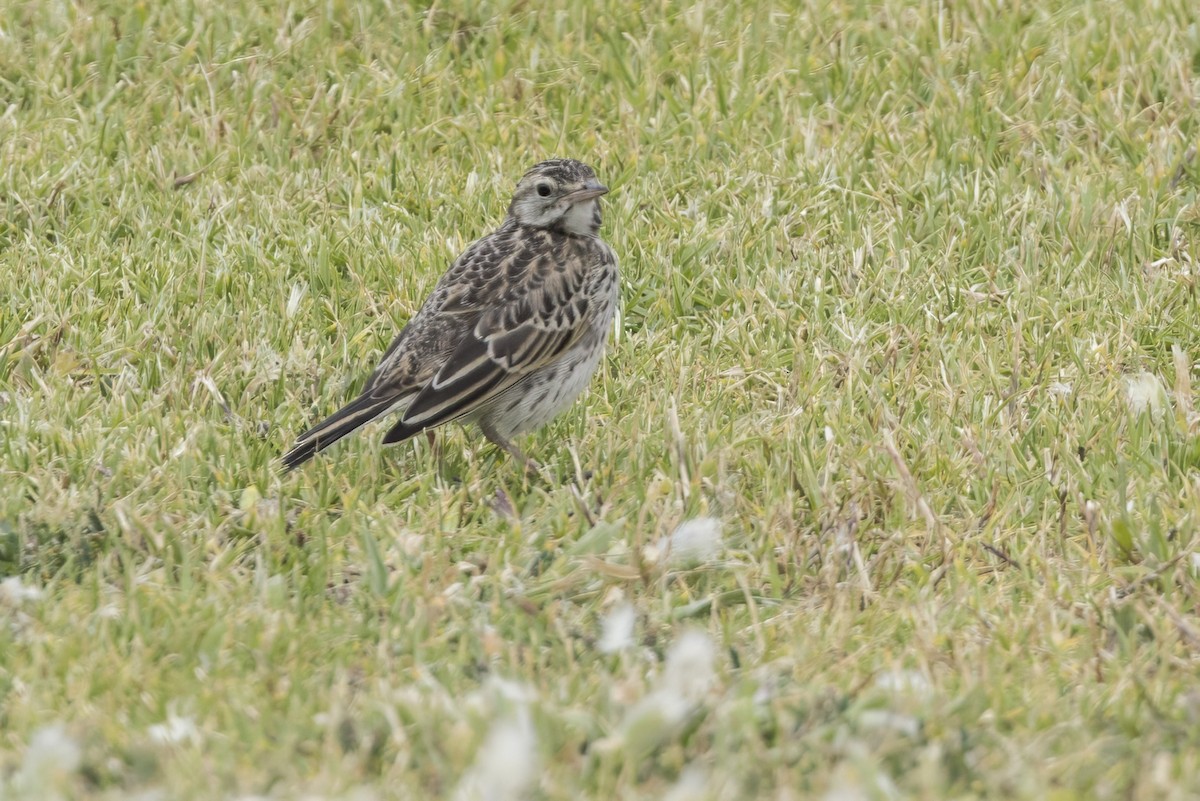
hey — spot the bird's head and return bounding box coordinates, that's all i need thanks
[507,159,609,236]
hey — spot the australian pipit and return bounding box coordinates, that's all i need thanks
[282,159,618,473]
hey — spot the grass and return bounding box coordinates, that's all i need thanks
[2,0,1200,797]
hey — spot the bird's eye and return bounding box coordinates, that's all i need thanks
[536,182,552,197]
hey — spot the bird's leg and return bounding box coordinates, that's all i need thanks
[565,444,602,524]
[480,422,543,477]
[425,429,445,471]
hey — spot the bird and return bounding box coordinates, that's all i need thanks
[281,158,619,473]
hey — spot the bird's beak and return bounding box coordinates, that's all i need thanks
[563,181,609,203]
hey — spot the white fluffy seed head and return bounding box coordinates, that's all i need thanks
[662,629,717,701]
[598,603,637,654]
[657,517,723,567]
[16,724,81,795]
[0,576,45,605]
[1125,372,1167,416]
[148,714,201,746]
[615,629,718,758]
[452,710,538,801]
[453,680,539,801]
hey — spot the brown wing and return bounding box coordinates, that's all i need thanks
[381,231,596,442]
[283,227,517,467]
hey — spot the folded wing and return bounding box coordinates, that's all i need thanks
[381,248,593,444]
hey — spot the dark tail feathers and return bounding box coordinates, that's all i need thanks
[281,393,400,471]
